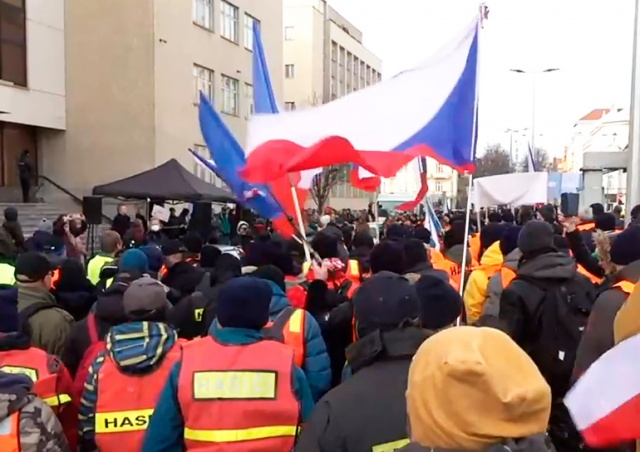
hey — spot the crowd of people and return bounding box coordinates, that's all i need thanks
[0,200,638,451]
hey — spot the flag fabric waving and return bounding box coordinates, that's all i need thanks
[242,15,479,186]
[565,333,640,448]
[527,143,537,172]
[396,157,429,212]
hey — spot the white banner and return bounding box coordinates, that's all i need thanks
[473,172,548,208]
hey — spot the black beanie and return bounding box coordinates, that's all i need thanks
[370,240,406,274]
[480,223,505,255]
[594,213,616,232]
[386,224,409,241]
[403,239,428,269]
[412,226,432,245]
[311,231,339,259]
[500,226,521,256]
[200,245,222,268]
[610,225,640,266]
[216,277,272,330]
[517,220,555,256]
[414,274,462,330]
[252,265,286,292]
[183,232,203,254]
[443,221,466,250]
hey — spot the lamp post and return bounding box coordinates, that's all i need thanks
[627,0,640,221]
[510,68,559,155]
[505,128,527,169]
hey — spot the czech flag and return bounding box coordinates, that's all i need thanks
[241,13,480,187]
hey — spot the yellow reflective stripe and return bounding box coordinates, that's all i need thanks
[372,438,410,452]
[288,309,303,334]
[42,394,72,407]
[194,308,204,321]
[302,262,311,275]
[95,408,154,433]
[106,277,114,288]
[348,259,360,277]
[184,425,299,443]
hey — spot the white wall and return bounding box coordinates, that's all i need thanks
[0,0,66,130]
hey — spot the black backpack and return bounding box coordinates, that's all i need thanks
[518,275,595,397]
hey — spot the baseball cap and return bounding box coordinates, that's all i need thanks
[14,252,52,283]
[161,240,186,257]
[122,276,170,316]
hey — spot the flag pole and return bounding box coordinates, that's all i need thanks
[457,173,474,326]
[627,0,640,223]
[287,176,312,263]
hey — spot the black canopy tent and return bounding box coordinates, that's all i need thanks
[92,158,235,202]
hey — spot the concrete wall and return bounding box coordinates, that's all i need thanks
[0,0,66,130]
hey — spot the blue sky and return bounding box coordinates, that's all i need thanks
[329,0,635,157]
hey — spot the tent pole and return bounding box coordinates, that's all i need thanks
[458,173,474,326]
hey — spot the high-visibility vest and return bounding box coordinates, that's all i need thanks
[500,267,517,289]
[0,348,72,411]
[577,222,596,232]
[0,411,19,451]
[0,263,15,285]
[284,277,307,309]
[177,336,300,451]
[577,265,602,285]
[50,268,60,289]
[87,254,114,285]
[613,280,636,295]
[469,233,481,263]
[263,307,306,367]
[94,341,183,451]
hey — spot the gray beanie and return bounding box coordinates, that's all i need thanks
[38,218,53,234]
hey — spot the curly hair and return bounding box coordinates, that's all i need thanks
[594,229,616,275]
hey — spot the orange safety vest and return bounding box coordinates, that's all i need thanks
[500,267,517,289]
[577,265,602,285]
[0,348,71,411]
[263,307,306,367]
[0,411,19,451]
[51,268,61,289]
[613,280,636,295]
[94,342,183,451]
[469,233,481,263]
[177,336,300,451]
[577,222,596,232]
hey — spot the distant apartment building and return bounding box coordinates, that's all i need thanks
[0,0,284,199]
[283,0,382,210]
[564,108,610,173]
[381,159,458,205]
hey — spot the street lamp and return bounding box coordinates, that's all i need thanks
[510,68,560,156]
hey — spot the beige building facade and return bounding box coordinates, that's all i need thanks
[2,0,284,200]
[283,0,382,210]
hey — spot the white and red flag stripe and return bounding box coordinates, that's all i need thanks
[565,333,640,448]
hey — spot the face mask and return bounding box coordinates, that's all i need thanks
[151,225,160,232]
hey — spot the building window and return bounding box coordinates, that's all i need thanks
[360,61,365,85]
[346,52,352,72]
[284,102,296,111]
[244,14,258,51]
[435,181,443,192]
[221,75,239,115]
[220,0,239,43]
[331,41,337,62]
[192,0,213,30]
[245,83,254,115]
[377,72,382,83]
[0,0,27,86]
[330,76,336,98]
[193,65,214,103]
[436,163,444,173]
[285,64,295,79]
[284,26,295,40]
[193,145,214,184]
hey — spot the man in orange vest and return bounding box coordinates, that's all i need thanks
[482,226,521,320]
[141,277,314,451]
[0,371,70,451]
[253,265,331,402]
[0,288,77,449]
[573,225,640,379]
[78,277,182,451]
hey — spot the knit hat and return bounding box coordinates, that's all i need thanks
[480,223,505,255]
[311,231,339,259]
[594,213,617,232]
[414,275,462,330]
[139,245,164,273]
[352,231,374,249]
[118,249,149,273]
[610,225,640,266]
[216,277,272,330]
[161,240,186,257]
[3,207,17,222]
[404,239,428,269]
[122,276,169,316]
[200,245,222,268]
[499,225,521,256]
[252,265,285,292]
[183,232,203,254]
[590,202,605,216]
[406,327,551,450]
[370,240,406,274]
[352,272,419,338]
[386,224,409,241]
[15,252,52,283]
[517,220,555,256]
[412,226,432,245]
[0,287,19,333]
[38,218,53,234]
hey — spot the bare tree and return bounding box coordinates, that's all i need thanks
[310,165,348,213]
[520,147,551,171]
[475,143,515,177]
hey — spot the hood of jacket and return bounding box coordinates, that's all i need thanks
[94,273,138,325]
[346,327,431,374]
[444,245,469,267]
[266,280,291,316]
[397,435,554,452]
[105,322,178,374]
[479,241,503,268]
[0,372,33,420]
[516,251,577,281]
[404,262,450,284]
[502,248,522,271]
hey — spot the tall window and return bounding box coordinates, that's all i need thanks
[285,64,295,79]
[284,102,296,111]
[0,0,27,86]
[284,26,295,41]
[220,1,239,43]
[192,0,213,30]
[331,41,337,62]
[221,75,239,115]
[245,83,254,115]
[435,181,443,192]
[193,145,214,183]
[436,163,444,173]
[193,65,214,103]
[243,14,258,51]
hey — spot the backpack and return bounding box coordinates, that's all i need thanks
[517,275,595,397]
[72,313,106,399]
[18,302,62,337]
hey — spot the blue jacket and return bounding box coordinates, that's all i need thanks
[79,321,179,450]
[266,280,331,402]
[141,325,314,452]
